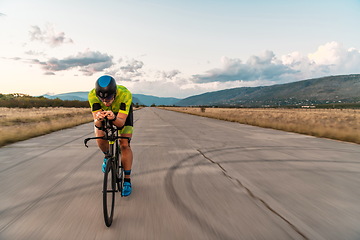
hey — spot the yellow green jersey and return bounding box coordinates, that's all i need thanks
[88,85,132,115]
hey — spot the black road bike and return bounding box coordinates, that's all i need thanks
[84,118,131,227]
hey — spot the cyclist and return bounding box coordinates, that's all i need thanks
[88,75,133,196]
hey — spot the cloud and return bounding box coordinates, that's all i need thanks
[0,13,6,17]
[32,50,113,76]
[105,58,145,81]
[25,50,46,57]
[160,69,181,80]
[192,51,297,83]
[2,57,21,61]
[44,72,55,75]
[29,25,73,47]
[281,42,360,80]
[119,58,144,74]
[5,39,359,98]
[308,41,360,73]
[308,41,342,65]
[192,42,360,84]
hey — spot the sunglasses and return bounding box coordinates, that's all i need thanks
[99,95,115,102]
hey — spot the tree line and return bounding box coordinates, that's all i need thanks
[0,93,89,108]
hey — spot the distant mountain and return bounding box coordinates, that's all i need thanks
[176,74,360,107]
[40,74,360,107]
[40,92,180,106]
[132,94,181,106]
[42,92,89,101]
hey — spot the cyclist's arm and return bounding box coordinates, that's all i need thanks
[111,112,127,128]
[92,110,127,129]
[93,111,105,131]
[111,90,132,128]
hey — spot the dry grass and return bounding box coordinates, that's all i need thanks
[161,107,360,144]
[0,107,93,146]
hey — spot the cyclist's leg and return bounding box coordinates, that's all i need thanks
[119,131,133,178]
[94,127,110,172]
[119,107,133,196]
[119,130,133,196]
[119,105,133,179]
[94,127,109,153]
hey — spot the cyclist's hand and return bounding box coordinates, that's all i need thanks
[103,111,116,120]
[95,111,106,121]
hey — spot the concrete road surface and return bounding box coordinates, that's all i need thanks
[1,107,359,240]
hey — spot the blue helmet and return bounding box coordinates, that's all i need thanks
[95,75,117,100]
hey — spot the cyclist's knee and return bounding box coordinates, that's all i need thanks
[120,141,131,150]
[96,138,107,145]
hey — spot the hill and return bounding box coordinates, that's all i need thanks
[42,92,89,101]
[176,74,360,107]
[0,93,89,108]
[132,94,180,106]
[41,92,180,106]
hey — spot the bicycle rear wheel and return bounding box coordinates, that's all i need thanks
[103,159,116,227]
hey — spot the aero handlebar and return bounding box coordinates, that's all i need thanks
[84,117,131,148]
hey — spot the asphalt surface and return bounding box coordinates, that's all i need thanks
[1,107,359,240]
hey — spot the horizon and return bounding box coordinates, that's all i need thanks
[12,73,355,100]
[1,1,360,98]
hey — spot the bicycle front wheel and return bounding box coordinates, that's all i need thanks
[103,159,116,227]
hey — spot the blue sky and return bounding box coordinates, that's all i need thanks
[1,0,360,98]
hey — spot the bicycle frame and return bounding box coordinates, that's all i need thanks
[84,117,131,178]
[84,118,130,148]
[84,117,131,227]
[84,117,131,183]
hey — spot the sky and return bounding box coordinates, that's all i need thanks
[1,0,360,98]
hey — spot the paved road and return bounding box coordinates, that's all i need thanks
[1,107,359,240]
